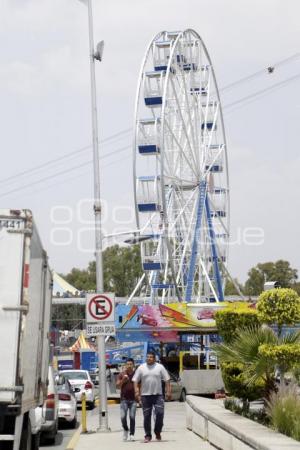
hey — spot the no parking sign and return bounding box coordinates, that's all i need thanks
[86,293,115,336]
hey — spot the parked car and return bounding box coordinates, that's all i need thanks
[39,365,59,444]
[59,370,96,409]
[57,375,77,428]
[166,372,184,401]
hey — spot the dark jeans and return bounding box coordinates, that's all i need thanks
[120,400,136,435]
[141,395,165,438]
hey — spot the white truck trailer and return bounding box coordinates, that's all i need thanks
[0,209,52,450]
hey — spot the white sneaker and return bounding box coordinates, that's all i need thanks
[129,435,135,441]
[123,430,128,441]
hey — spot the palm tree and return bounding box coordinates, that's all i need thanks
[213,326,300,399]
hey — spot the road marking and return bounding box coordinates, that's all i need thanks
[65,425,82,450]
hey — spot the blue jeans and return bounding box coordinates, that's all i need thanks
[141,395,164,438]
[120,400,137,435]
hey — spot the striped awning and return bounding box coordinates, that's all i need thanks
[69,332,95,352]
[52,272,79,297]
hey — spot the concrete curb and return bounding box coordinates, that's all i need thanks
[65,425,82,450]
[95,398,119,406]
[186,396,300,450]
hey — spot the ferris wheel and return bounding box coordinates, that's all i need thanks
[132,29,230,304]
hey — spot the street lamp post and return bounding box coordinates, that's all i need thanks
[85,0,109,432]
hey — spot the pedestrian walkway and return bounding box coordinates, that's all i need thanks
[74,402,214,449]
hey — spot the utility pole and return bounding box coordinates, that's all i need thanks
[85,0,109,431]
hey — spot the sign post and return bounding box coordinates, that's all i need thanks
[86,293,115,432]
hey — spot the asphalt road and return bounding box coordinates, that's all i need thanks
[40,411,82,450]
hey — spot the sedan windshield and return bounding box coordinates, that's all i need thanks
[62,371,88,381]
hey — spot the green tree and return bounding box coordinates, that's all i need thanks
[52,304,85,330]
[292,282,300,296]
[257,288,300,336]
[244,260,298,296]
[224,278,244,296]
[63,244,143,297]
[63,265,95,291]
[215,302,259,344]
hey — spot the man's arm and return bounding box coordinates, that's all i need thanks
[133,381,141,402]
[116,374,124,389]
[165,380,171,400]
[161,366,172,400]
[132,368,141,401]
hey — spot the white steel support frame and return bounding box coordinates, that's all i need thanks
[132,29,230,304]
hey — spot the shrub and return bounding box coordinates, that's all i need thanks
[259,344,300,375]
[266,383,300,441]
[215,302,259,343]
[292,366,300,384]
[221,362,265,404]
[257,288,300,335]
[224,398,269,425]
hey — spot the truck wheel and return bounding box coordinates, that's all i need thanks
[20,415,32,450]
[69,416,77,429]
[46,419,58,445]
[31,432,40,450]
[179,389,186,402]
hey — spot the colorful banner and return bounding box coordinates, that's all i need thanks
[116,303,226,342]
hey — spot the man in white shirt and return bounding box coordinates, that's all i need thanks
[132,351,171,442]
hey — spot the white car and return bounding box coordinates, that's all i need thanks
[59,370,96,409]
[57,376,77,428]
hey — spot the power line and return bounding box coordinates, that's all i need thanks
[2,153,132,202]
[224,72,300,111]
[1,70,299,200]
[0,145,131,199]
[1,54,298,187]
[0,128,131,186]
[1,59,300,198]
[220,52,300,93]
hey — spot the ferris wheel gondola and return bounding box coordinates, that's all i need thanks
[133,29,230,304]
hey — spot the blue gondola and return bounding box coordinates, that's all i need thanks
[210,210,226,218]
[137,203,160,212]
[208,256,226,262]
[201,121,215,131]
[144,96,162,107]
[138,145,160,155]
[182,63,198,71]
[205,164,223,173]
[143,262,164,271]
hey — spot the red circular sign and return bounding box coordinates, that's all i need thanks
[88,295,113,321]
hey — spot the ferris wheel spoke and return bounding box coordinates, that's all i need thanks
[168,77,199,172]
[164,174,196,186]
[164,119,198,179]
[168,188,197,233]
[199,258,219,302]
[179,70,200,166]
[175,192,198,285]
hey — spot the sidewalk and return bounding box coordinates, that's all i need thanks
[74,402,214,449]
